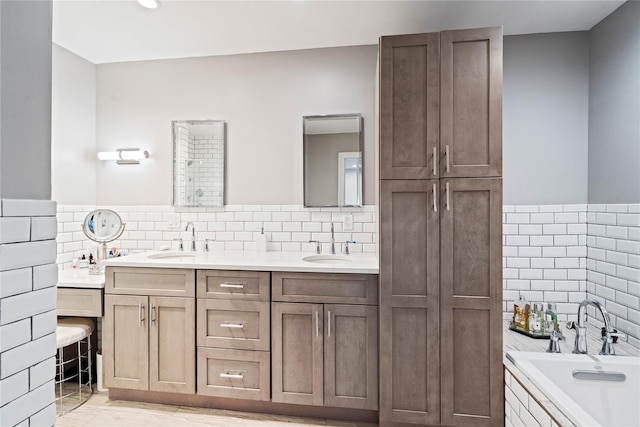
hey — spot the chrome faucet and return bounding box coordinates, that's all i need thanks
[330,222,336,254]
[185,222,196,251]
[571,299,623,355]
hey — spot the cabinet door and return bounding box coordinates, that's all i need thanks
[272,302,323,406]
[324,304,378,410]
[379,180,440,425]
[380,33,440,180]
[149,296,195,394]
[441,27,502,178]
[103,294,149,391]
[440,178,503,425]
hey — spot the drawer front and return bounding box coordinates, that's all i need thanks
[105,267,195,297]
[272,272,378,305]
[57,288,103,317]
[197,347,270,401]
[197,270,269,301]
[197,300,270,351]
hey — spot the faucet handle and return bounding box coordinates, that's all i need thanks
[343,240,356,255]
[546,330,565,353]
[204,238,214,252]
[566,321,577,330]
[172,238,184,251]
[309,240,321,254]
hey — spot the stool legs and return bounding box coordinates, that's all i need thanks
[55,332,93,416]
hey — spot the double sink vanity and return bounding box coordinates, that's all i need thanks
[59,249,380,421]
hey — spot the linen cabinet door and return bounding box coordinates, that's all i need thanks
[271,302,324,406]
[379,180,440,425]
[324,304,378,410]
[380,32,440,180]
[149,296,196,394]
[440,27,502,178]
[440,178,503,426]
[103,294,149,391]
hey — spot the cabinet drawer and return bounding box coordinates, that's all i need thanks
[272,272,378,305]
[197,348,270,401]
[57,288,103,317]
[197,270,269,301]
[197,300,270,351]
[105,267,195,297]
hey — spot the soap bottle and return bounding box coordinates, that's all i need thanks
[256,227,268,252]
[513,295,528,331]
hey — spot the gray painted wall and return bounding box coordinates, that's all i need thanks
[0,0,52,199]
[95,45,377,206]
[588,0,640,204]
[503,32,590,205]
[51,45,97,205]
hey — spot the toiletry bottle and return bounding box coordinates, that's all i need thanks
[513,295,528,331]
[529,302,544,334]
[256,227,268,252]
[544,302,558,333]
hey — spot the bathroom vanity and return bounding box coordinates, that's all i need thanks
[100,251,379,421]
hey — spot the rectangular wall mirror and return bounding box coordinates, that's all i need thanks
[304,114,363,207]
[172,120,225,207]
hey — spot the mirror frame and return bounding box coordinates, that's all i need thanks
[303,113,363,208]
[82,209,126,244]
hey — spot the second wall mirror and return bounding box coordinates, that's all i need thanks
[172,120,225,207]
[304,114,363,207]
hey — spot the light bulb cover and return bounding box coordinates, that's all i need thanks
[97,148,149,165]
[138,0,160,9]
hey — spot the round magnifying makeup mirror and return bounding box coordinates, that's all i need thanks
[82,209,125,273]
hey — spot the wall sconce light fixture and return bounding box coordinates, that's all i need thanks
[97,148,149,165]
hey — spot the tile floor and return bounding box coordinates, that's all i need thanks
[56,392,378,427]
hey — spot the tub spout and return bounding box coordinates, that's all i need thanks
[572,299,619,355]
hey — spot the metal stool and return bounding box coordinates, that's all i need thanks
[55,317,94,416]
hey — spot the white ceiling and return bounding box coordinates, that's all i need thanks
[52,0,625,64]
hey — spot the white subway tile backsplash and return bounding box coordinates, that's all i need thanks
[0,287,57,326]
[0,319,31,353]
[2,200,56,217]
[0,218,31,244]
[0,370,29,407]
[0,268,33,298]
[29,356,55,390]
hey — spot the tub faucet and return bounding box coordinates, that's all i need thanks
[185,222,196,251]
[571,299,623,356]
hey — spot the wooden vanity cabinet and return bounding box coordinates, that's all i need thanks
[103,267,196,394]
[271,272,378,411]
[196,270,271,401]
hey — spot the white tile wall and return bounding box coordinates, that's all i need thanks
[0,199,57,427]
[505,369,564,427]
[586,204,640,348]
[503,204,588,322]
[56,204,378,270]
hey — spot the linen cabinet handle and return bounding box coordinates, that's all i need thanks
[220,283,244,289]
[150,304,156,324]
[432,146,437,176]
[328,311,332,337]
[220,372,243,379]
[446,182,450,211]
[220,323,244,329]
[315,311,319,337]
[432,183,438,212]
[445,144,450,173]
[138,303,145,327]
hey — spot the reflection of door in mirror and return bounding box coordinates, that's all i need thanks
[173,120,225,207]
[338,152,362,206]
[304,115,363,207]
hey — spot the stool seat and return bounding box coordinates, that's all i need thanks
[56,318,94,348]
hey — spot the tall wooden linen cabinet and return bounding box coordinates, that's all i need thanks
[379,28,503,426]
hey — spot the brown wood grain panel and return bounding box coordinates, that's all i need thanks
[271,302,324,406]
[197,347,270,401]
[272,272,377,305]
[324,304,378,411]
[380,33,440,180]
[149,296,196,394]
[197,299,270,351]
[441,27,502,178]
[103,294,149,391]
[196,269,270,301]
[105,267,195,297]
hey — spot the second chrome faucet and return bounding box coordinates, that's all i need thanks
[185,221,197,251]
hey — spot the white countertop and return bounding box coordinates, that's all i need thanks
[100,250,379,274]
[57,268,105,289]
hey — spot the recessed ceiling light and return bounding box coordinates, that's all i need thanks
[138,0,160,9]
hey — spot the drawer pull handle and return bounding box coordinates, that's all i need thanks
[432,146,437,176]
[445,144,450,173]
[220,323,244,329]
[432,183,438,212]
[220,373,243,379]
[138,303,145,327]
[446,182,450,211]
[220,283,244,289]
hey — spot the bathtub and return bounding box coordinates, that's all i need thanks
[507,351,640,426]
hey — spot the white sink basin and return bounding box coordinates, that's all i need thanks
[147,252,198,260]
[302,254,352,264]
